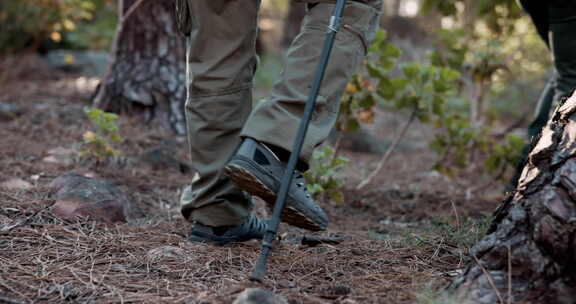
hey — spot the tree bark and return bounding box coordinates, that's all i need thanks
[392,0,402,16]
[449,92,576,303]
[92,0,187,135]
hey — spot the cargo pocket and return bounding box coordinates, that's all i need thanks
[340,1,381,56]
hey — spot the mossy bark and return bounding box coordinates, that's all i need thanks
[450,92,576,303]
[93,0,187,135]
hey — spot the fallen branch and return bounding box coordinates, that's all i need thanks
[301,235,345,247]
[356,108,417,190]
[472,254,505,304]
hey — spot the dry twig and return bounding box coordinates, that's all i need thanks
[357,108,418,190]
[472,254,505,304]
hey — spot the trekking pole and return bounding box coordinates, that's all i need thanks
[250,0,347,282]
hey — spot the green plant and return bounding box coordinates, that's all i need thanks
[0,0,93,52]
[353,31,468,187]
[303,146,349,203]
[430,215,491,250]
[426,28,524,177]
[0,0,116,53]
[80,107,122,161]
[347,29,524,182]
[421,0,523,36]
[337,30,401,133]
[484,134,524,175]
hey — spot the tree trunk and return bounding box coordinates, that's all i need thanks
[281,2,306,48]
[392,0,402,16]
[449,93,576,303]
[92,0,187,135]
[463,0,479,37]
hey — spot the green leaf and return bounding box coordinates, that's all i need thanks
[432,96,445,115]
[378,77,399,100]
[329,190,345,204]
[367,64,385,79]
[401,63,420,80]
[307,183,324,195]
[345,118,360,132]
[440,67,460,82]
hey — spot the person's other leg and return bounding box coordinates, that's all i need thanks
[517,0,552,139]
[518,0,549,45]
[549,2,576,104]
[527,78,555,139]
[181,0,261,227]
[509,1,576,189]
[241,0,383,163]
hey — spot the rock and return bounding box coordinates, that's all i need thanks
[69,168,100,179]
[56,104,87,126]
[233,288,288,304]
[49,173,139,223]
[43,147,76,166]
[0,178,32,190]
[0,102,23,121]
[138,144,190,173]
[320,285,352,299]
[43,50,109,77]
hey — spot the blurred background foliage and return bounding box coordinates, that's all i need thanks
[0,0,116,53]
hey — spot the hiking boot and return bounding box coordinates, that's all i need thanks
[188,215,267,245]
[224,138,328,231]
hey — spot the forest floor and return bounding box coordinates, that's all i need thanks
[0,58,506,304]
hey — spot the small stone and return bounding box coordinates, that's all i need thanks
[0,102,23,121]
[52,199,126,223]
[320,285,352,299]
[70,168,99,179]
[138,145,190,173]
[43,147,76,166]
[49,173,139,223]
[277,279,296,289]
[0,178,32,190]
[233,288,288,304]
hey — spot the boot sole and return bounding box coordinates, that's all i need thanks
[224,161,324,231]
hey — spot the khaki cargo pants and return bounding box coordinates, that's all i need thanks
[180,0,382,226]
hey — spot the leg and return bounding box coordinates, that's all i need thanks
[181,0,261,227]
[509,1,576,190]
[518,0,549,46]
[548,4,576,104]
[528,77,556,139]
[224,0,382,231]
[241,0,383,162]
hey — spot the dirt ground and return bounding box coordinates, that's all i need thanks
[0,62,504,304]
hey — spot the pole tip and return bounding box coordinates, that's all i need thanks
[249,270,265,282]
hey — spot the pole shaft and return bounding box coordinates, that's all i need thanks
[250,0,347,282]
